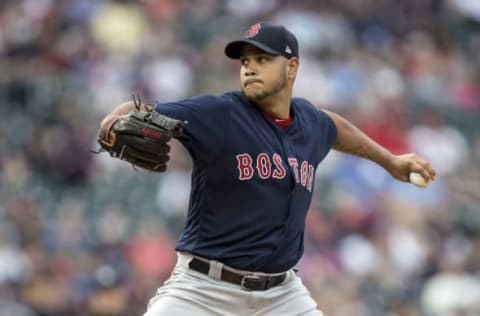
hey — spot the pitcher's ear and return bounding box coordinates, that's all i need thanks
[287,58,299,79]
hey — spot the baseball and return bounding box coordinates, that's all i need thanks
[409,172,429,188]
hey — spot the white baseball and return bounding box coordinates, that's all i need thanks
[409,172,429,188]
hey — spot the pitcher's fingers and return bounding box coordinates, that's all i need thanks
[416,158,436,181]
[410,161,433,182]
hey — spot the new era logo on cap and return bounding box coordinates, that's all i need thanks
[224,22,299,60]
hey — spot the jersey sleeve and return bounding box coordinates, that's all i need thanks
[294,97,337,159]
[154,94,231,161]
[318,109,337,149]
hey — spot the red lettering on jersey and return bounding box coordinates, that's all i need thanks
[288,158,299,183]
[307,164,314,192]
[235,153,313,189]
[272,154,286,179]
[256,153,271,179]
[236,154,254,180]
[300,161,308,187]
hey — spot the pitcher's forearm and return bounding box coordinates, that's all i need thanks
[100,101,135,129]
[324,110,394,170]
[110,101,136,116]
[100,100,153,131]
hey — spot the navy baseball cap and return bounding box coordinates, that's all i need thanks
[225,22,299,59]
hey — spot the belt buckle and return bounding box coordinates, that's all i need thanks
[240,275,263,291]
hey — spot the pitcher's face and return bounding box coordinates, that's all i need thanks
[239,45,288,102]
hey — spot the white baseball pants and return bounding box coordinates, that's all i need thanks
[143,252,324,316]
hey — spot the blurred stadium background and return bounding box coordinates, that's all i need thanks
[0,0,479,315]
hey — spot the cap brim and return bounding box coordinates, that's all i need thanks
[224,40,281,59]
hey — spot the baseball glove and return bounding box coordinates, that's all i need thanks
[96,95,186,172]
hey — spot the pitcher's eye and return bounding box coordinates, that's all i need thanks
[260,55,274,63]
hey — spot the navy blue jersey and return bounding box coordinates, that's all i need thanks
[155,91,337,273]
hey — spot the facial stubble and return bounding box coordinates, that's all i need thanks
[242,67,288,102]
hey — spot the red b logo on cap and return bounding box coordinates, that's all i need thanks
[245,23,261,38]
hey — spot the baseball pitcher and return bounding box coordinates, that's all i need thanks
[98,22,436,316]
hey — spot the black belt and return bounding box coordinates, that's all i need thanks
[188,258,286,291]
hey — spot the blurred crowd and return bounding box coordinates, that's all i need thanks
[0,0,479,315]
